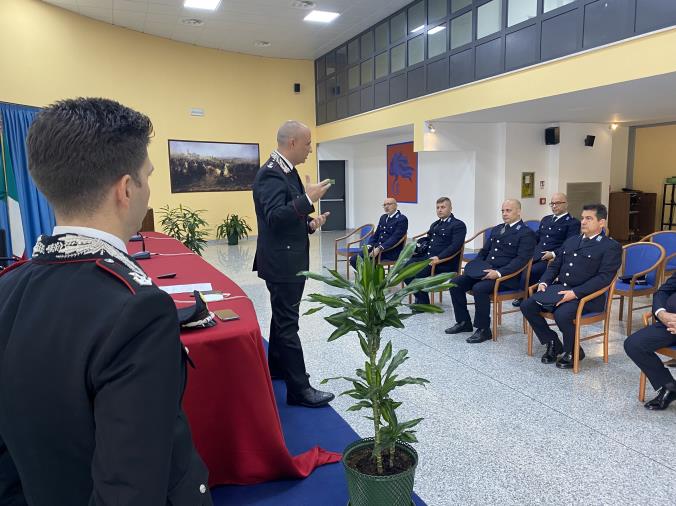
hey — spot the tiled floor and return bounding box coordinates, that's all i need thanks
[202,231,676,505]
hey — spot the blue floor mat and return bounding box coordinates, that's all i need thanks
[211,374,426,505]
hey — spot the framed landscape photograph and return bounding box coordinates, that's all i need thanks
[168,139,260,193]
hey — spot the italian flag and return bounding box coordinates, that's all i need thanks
[1,126,25,257]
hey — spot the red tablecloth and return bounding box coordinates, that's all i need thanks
[128,233,340,486]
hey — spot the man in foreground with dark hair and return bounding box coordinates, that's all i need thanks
[624,273,676,410]
[521,204,622,369]
[0,98,211,505]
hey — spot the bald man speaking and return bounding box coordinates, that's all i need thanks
[253,120,334,408]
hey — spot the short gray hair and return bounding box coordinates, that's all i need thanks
[277,120,308,147]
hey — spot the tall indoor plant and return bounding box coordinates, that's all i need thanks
[216,214,252,245]
[158,204,210,256]
[299,243,456,506]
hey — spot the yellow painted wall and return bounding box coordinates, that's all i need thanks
[0,0,316,237]
[633,124,676,230]
[317,27,676,151]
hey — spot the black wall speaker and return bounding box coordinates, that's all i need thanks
[545,127,560,145]
[584,135,596,147]
[294,83,301,93]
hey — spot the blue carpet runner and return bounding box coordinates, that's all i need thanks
[211,377,427,505]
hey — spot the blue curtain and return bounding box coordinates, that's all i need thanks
[0,103,55,254]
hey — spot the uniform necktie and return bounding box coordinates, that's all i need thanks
[500,225,507,235]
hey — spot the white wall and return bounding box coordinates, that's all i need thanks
[318,121,613,246]
[558,123,613,206]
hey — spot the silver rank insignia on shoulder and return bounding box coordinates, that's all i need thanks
[596,236,602,241]
[516,225,521,230]
[129,271,152,286]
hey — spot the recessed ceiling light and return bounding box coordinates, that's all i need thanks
[184,0,221,10]
[428,25,445,35]
[410,25,424,33]
[181,18,204,26]
[304,10,340,23]
[291,0,316,8]
[254,40,271,47]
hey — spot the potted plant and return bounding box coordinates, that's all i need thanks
[216,214,252,245]
[299,243,456,506]
[158,204,210,256]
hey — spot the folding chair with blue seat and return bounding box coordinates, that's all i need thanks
[463,227,492,263]
[641,230,676,281]
[334,224,374,280]
[614,242,665,336]
[526,273,619,373]
[638,311,676,401]
[524,219,540,233]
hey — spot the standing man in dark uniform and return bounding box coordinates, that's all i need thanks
[521,204,622,368]
[349,197,408,269]
[513,193,580,306]
[446,199,536,343]
[405,197,466,305]
[253,120,334,408]
[624,273,676,410]
[0,98,211,505]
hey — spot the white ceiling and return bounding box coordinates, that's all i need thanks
[42,0,413,59]
[435,71,676,127]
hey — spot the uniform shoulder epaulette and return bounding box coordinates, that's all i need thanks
[96,257,153,295]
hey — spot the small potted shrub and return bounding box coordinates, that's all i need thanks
[158,204,210,256]
[216,214,252,245]
[299,243,456,506]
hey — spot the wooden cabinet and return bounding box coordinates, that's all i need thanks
[609,191,656,242]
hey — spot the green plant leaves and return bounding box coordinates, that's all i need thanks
[158,204,210,256]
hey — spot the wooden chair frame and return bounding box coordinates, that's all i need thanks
[462,227,491,264]
[613,242,665,336]
[407,231,464,304]
[468,259,533,340]
[376,233,408,270]
[638,312,676,401]
[334,224,374,280]
[525,274,619,373]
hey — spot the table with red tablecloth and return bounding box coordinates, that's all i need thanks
[128,232,340,486]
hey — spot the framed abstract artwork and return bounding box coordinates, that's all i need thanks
[386,141,417,203]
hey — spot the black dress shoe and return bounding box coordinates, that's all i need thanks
[445,321,473,334]
[511,299,522,307]
[466,328,492,343]
[541,340,563,364]
[555,348,585,369]
[287,386,335,408]
[644,384,676,410]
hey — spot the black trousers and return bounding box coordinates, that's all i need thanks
[450,274,520,330]
[403,256,454,304]
[624,324,676,390]
[530,260,548,284]
[349,249,399,269]
[265,280,310,394]
[520,295,605,352]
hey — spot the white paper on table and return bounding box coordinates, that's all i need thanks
[202,293,225,302]
[159,283,213,294]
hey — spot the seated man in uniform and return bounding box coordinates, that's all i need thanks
[446,199,536,343]
[0,98,211,505]
[521,204,622,369]
[624,273,676,410]
[405,197,466,305]
[513,193,580,307]
[350,197,408,269]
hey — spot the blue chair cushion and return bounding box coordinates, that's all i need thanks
[464,252,478,261]
[337,247,362,254]
[495,289,522,296]
[614,280,655,292]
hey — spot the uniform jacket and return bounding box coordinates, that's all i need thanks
[533,213,581,260]
[253,153,315,283]
[540,233,622,299]
[653,272,676,326]
[415,214,467,272]
[368,210,408,259]
[477,220,537,277]
[0,234,211,506]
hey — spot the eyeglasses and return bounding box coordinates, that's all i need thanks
[382,203,394,207]
[549,201,566,206]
